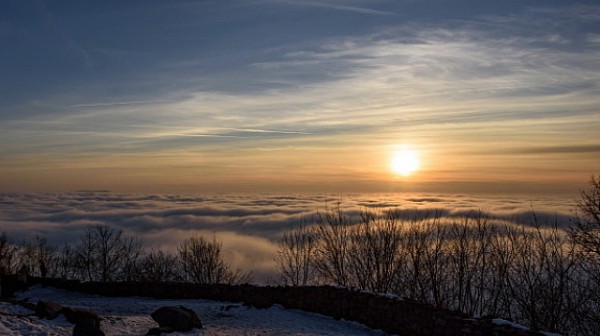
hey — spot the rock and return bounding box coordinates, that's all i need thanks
[220,304,240,311]
[64,308,104,336]
[243,296,273,309]
[73,318,105,336]
[62,307,102,326]
[150,306,203,332]
[145,326,176,335]
[17,300,37,311]
[0,275,30,298]
[36,300,63,320]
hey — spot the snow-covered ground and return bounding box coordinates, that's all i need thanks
[0,286,388,336]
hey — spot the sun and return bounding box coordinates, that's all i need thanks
[391,149,420,176]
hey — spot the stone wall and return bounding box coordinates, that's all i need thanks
[27,278,548,336]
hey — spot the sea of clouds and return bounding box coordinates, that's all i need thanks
[0,192,580,281]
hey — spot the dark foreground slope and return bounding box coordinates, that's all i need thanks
[14,277,551,336]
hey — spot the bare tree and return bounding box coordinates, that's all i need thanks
[178,235,250,284]
[505,220,584,333]
[272,198,600,335]
[314,207,351,286]
[569,174,600,334]
[73,225,143,282]
[486,224,516,318]
[397,216,438,303]
[423,220,450,308]
[0,233,19,275]
[276,218,318,286]
[25,236,56,278]
[446,213,492,315]
[53,243,77,280]
[348,210,405,293]
[139,249,178,282]
[570,175,600,264]
[119,234,144,282]
[97,225,124,282]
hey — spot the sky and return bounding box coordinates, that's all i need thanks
[1,0,599,194]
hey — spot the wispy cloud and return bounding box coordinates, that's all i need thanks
[508,145,600,155]
[71,100,170,108]
[1,4,598,191]
[269,0,396,16]
[161,133,242,138]
[228,128,313,135]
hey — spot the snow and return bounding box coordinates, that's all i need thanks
[379,294,399,300]
[0,286,389,335]
[491,318,529,331]
[492,319,563,335]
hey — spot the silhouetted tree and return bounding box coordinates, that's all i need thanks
[446,213,492,316]
[178,235,251,284]
[0,233,19,275]
[569,174,600,334]
[31,236,55,278]
[119,234,144,281]
[275,202,597,335]
[349,210,405,293]
[571,175,600,259]
[314,207,351,286]
[53,243,77,279]
[73,225,143,282]
[139,249,178,282]
[276,218,318,286]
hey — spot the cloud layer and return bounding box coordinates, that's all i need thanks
[0,192,579,281]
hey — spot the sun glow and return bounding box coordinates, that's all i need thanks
[391,149,420,177]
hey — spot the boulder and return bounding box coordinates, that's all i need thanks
[36,300,63,320]
[150,306,203,332]
[145,326,176,335]
[0,275,30,298]
[243,296,273,309]
[73,318,105,336]
[62,307,102,326]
